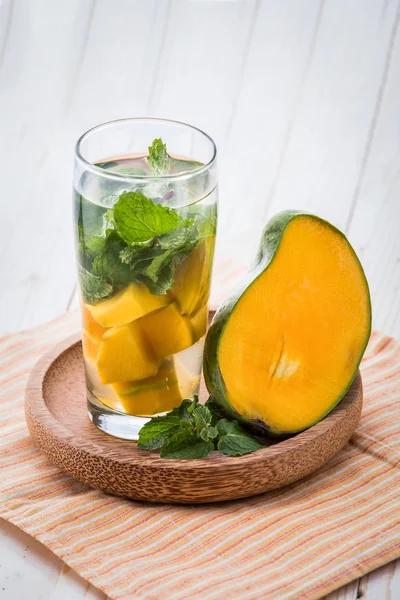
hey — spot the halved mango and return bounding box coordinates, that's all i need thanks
[112,360,182,416]
[88,283,171,328]
[204,212,372,435]
[97,321,159,384]
[138,302,195,359]
[172,238,215,315]
[190,303,208,342]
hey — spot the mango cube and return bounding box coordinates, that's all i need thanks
[81,302,108,342]
[172,238,214,315]
[190,304,208,342]
[97,321,159,384]
[112,360,182,416]
[138,303,194,359]
[88,282,171,328]
[82,330,100,363]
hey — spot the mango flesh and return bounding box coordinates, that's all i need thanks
[82,330,100,363]
[88,282,170,327]
[205,213,371,435]
[190,303,208,341]
[112,360,182,416]
[138,303,195,359]
[81,302,108,343]
[97,321,159,384]
[172,238,215,315]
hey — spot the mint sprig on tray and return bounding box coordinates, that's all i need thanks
[138,396,263,459]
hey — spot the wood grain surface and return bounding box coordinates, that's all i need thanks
[25,334,362,504]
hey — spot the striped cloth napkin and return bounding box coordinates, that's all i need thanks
[0,311,399,600]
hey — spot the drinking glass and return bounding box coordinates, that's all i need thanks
[73,118,217,439]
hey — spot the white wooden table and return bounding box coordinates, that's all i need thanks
[0,1,399,598]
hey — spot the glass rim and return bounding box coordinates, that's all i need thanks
[74,117,217,184]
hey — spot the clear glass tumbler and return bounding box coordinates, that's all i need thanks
[73,118,218,439]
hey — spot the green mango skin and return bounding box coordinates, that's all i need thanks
[203,210,372,437]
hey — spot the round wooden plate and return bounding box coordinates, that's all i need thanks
[25,334,363,504]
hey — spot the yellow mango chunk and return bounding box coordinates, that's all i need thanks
[88,283,170,327]
[190,304,208,342]
[139,303,194,359]
[112,360,182,416]
[81,302,108,343]
[172,238,215,315]
[82,330,100,363]
[97,321,159,384]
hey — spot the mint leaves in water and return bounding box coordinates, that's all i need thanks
[138,397,263,459]
[77,137,216,304]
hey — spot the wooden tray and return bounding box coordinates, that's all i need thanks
[25,334,363,504]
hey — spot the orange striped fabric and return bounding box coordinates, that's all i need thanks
[0,312,399,600]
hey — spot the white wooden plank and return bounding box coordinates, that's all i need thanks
[346,5,400,338]
[323,580,359,600]
[66,0,168,128]
[0,0,13,69]
[359,560,400,600]
[148,0,259,142]
[0,1,168,336]
[0,0,95,335]
[266,0,399,232]
[0,518,108,599]
[49,564,108,600]
[214,0,323,270]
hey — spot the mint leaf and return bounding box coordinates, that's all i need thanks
[144,228,196,282]
[135,271,175,296]
[217,419,263,457]
[205,397,226,425]
[116,224,197,296]
[193,405,212,432]
[200,426,218,442]
[119,239,154,265]
[138,415,181,451]
[148,138,170,176]
[78,266,112,305]
[85,235,106,254]
[160,430,214,460]
[92,232,133,286]
[197,213,217,240]
[102,209,116,234]
[144,239,196,284]
[170,398,199,422]
[114,191,187,243]
[136,398,263,460]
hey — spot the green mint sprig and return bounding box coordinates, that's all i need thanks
[79,192,214,301]
[77,137,215,304]
[147,138,170,176]
[138,397,263,459]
